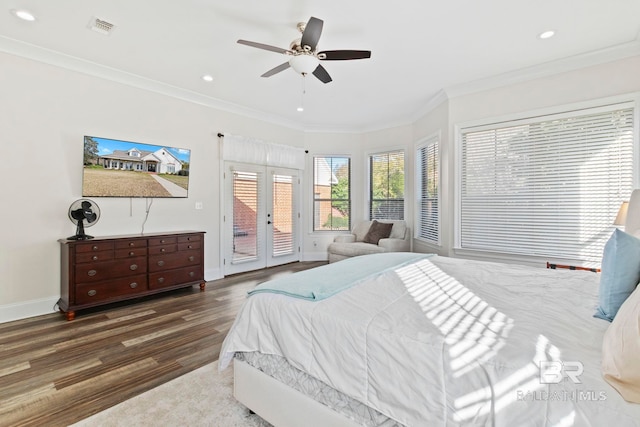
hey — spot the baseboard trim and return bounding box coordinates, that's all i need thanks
[0,297,60,324]
[301,251,329,262]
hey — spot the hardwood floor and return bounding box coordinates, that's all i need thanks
[0,261,325,427]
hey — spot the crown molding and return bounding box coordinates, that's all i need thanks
[2,34,639,134]
[0,35,306,131]
[444,37,640,99]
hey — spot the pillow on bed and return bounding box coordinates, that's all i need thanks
[594,228,640,322]
[363,220,393,245]
[602,284,640,403]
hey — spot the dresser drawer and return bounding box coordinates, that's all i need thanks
[178,241,201,251]
[75,257,147,283]
[74,241,115,253]
[76,250,114,264]
[178,234,202,244]
[75,275,148,304]
[148,236,177,246]
[148,244,177,255]
[149,266,203,289]
[148,250,201,272]
[115,247,147,258]
[114,239,147,249]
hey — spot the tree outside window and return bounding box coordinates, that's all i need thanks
[313,156,351,231]
[369,150,404,220]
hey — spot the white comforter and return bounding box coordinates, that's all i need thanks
[219,255,640,426]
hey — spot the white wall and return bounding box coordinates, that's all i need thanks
[0,51,303,322]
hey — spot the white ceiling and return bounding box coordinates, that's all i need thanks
[1,0,640,132]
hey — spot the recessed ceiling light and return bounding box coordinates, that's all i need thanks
[538,30,555,40]
[201,74,214,82]
[11,9,36,22]
[297,106,304,112]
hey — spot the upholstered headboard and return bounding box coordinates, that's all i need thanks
[626,189,640,236]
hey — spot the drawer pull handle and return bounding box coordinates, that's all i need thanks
[130,264,138,271]
[189,271,195,277]
[92,255,98,261]
[161,248,165,252]
[188,256,195,262]
[160,239,165,243]
[130,282,138,289]
[158,277,165,284]
[88,269,97,277]
[188,245,193,249]
[129,242,135,247]
[157,260,165,267]
[87,290,97,297]
[92,245,98,251]
[129,251,135,256]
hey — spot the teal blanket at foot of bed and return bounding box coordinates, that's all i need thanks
[248,252,433,301]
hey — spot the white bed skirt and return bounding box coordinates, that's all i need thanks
[234,358,361,427]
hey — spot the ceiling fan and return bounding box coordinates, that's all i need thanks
[237,16,371,84]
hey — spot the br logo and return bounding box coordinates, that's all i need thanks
[539,361,584,384]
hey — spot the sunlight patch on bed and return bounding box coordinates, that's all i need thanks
[396,259,514,377]
[395,259,568,422]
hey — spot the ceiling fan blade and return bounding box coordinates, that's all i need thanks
[318,50,372,60]
[300,17,323,51]
[261,62,291,77]
[237,39,292,55]
[312,64,332,84]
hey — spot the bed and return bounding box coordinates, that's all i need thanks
[219,195,640,426]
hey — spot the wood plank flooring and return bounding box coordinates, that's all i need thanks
[0,261,325,427]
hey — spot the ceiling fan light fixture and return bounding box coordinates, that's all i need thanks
[289,54,319,75]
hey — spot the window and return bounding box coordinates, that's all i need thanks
[313,156,350,231]
[369,150,404,220]
[460,103,634,263]
[417,137,439,244]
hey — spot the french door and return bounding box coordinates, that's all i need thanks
[223,162,300,275]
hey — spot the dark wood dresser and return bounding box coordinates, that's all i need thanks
[58,231,205,320]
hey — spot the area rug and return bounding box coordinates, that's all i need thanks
[71,361,271,426]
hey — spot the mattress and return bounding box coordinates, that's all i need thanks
[220,254,640,426]
[237,351,403,426]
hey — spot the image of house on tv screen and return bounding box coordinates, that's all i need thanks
[83,136,191,198]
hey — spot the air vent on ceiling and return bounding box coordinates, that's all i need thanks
[88,17,115,36]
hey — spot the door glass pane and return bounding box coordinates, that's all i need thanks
[233,171,258,262]
[272,174,294,257]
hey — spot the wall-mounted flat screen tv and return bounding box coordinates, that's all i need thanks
[83,135,191,198]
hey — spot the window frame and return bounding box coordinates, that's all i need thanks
[312,155,352,232]
[367,149,406,221]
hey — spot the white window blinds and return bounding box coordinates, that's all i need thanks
[460,104,634,263]
[417,138,439,243]
[232,170,261,263]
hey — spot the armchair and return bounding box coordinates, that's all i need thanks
[327,220,411,263]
